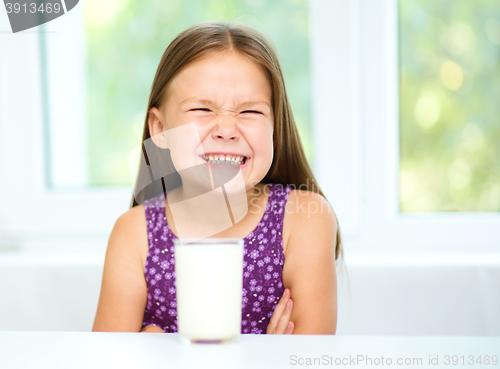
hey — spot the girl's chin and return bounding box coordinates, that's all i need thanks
[214,182,249,196]
[178,173,250,197]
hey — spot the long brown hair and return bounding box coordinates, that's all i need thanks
[130,21,344,262]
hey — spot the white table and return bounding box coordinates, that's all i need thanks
[1,332,498,369]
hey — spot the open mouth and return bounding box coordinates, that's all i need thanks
[199,153,248,166]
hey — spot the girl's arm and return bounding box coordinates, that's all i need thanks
[282,190,338,334]
[92,205,150,332]
[141,324,165,333]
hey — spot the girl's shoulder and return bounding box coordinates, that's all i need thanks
[108,204,149,266]
[282,188,337,253]
[285,189,335,223]
[115,203,148,229]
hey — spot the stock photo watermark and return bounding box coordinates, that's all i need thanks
[290,354,499,366]
[129,122,248,240]
[3,0,79,33]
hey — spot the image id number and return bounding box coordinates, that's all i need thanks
[444,355,499,366]
[5,2,62,14]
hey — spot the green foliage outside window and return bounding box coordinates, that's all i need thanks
[399,0,500,212]
[85,0,310,186]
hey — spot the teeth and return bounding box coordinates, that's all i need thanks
[202,154,245,165]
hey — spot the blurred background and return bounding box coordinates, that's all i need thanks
[83,0,313,187]
[83,0,500,212]
[0,0,499,335]
[399,0,500,213]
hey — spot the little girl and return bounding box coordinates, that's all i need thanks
[92,21,343,335]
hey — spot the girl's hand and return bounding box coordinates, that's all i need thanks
[141,324,165,333]
[266,288,295,334]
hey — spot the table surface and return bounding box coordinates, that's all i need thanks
[1,332,499,369]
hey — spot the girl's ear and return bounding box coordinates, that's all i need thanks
[148,107,169,149]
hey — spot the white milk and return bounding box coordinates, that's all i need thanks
[174,239,244,342]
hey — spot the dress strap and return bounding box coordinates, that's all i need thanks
[143,192,167,249]
[267,184,292,221]
[265,184,292,264]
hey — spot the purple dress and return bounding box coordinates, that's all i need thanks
[141,183,292,334]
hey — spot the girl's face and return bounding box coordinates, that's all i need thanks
[149,50,274,193]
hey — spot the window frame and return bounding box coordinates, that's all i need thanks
[1,0,498,252]
[0,2,130,251]
[311,0,500,253]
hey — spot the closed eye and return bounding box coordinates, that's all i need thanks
[190,108,211,112]
[241,110,263,115]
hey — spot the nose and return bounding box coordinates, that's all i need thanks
[212,116,240,142]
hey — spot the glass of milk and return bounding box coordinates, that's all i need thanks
[174,238,244,344]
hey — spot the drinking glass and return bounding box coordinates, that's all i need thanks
[174,238,244,344]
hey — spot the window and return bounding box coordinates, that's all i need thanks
[1,0,498,252]
[0,0,312,249]
[59,0,312,187]
[311,0,500,253]
[399,0,500,213]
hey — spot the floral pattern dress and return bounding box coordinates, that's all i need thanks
[141,183,292,334]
